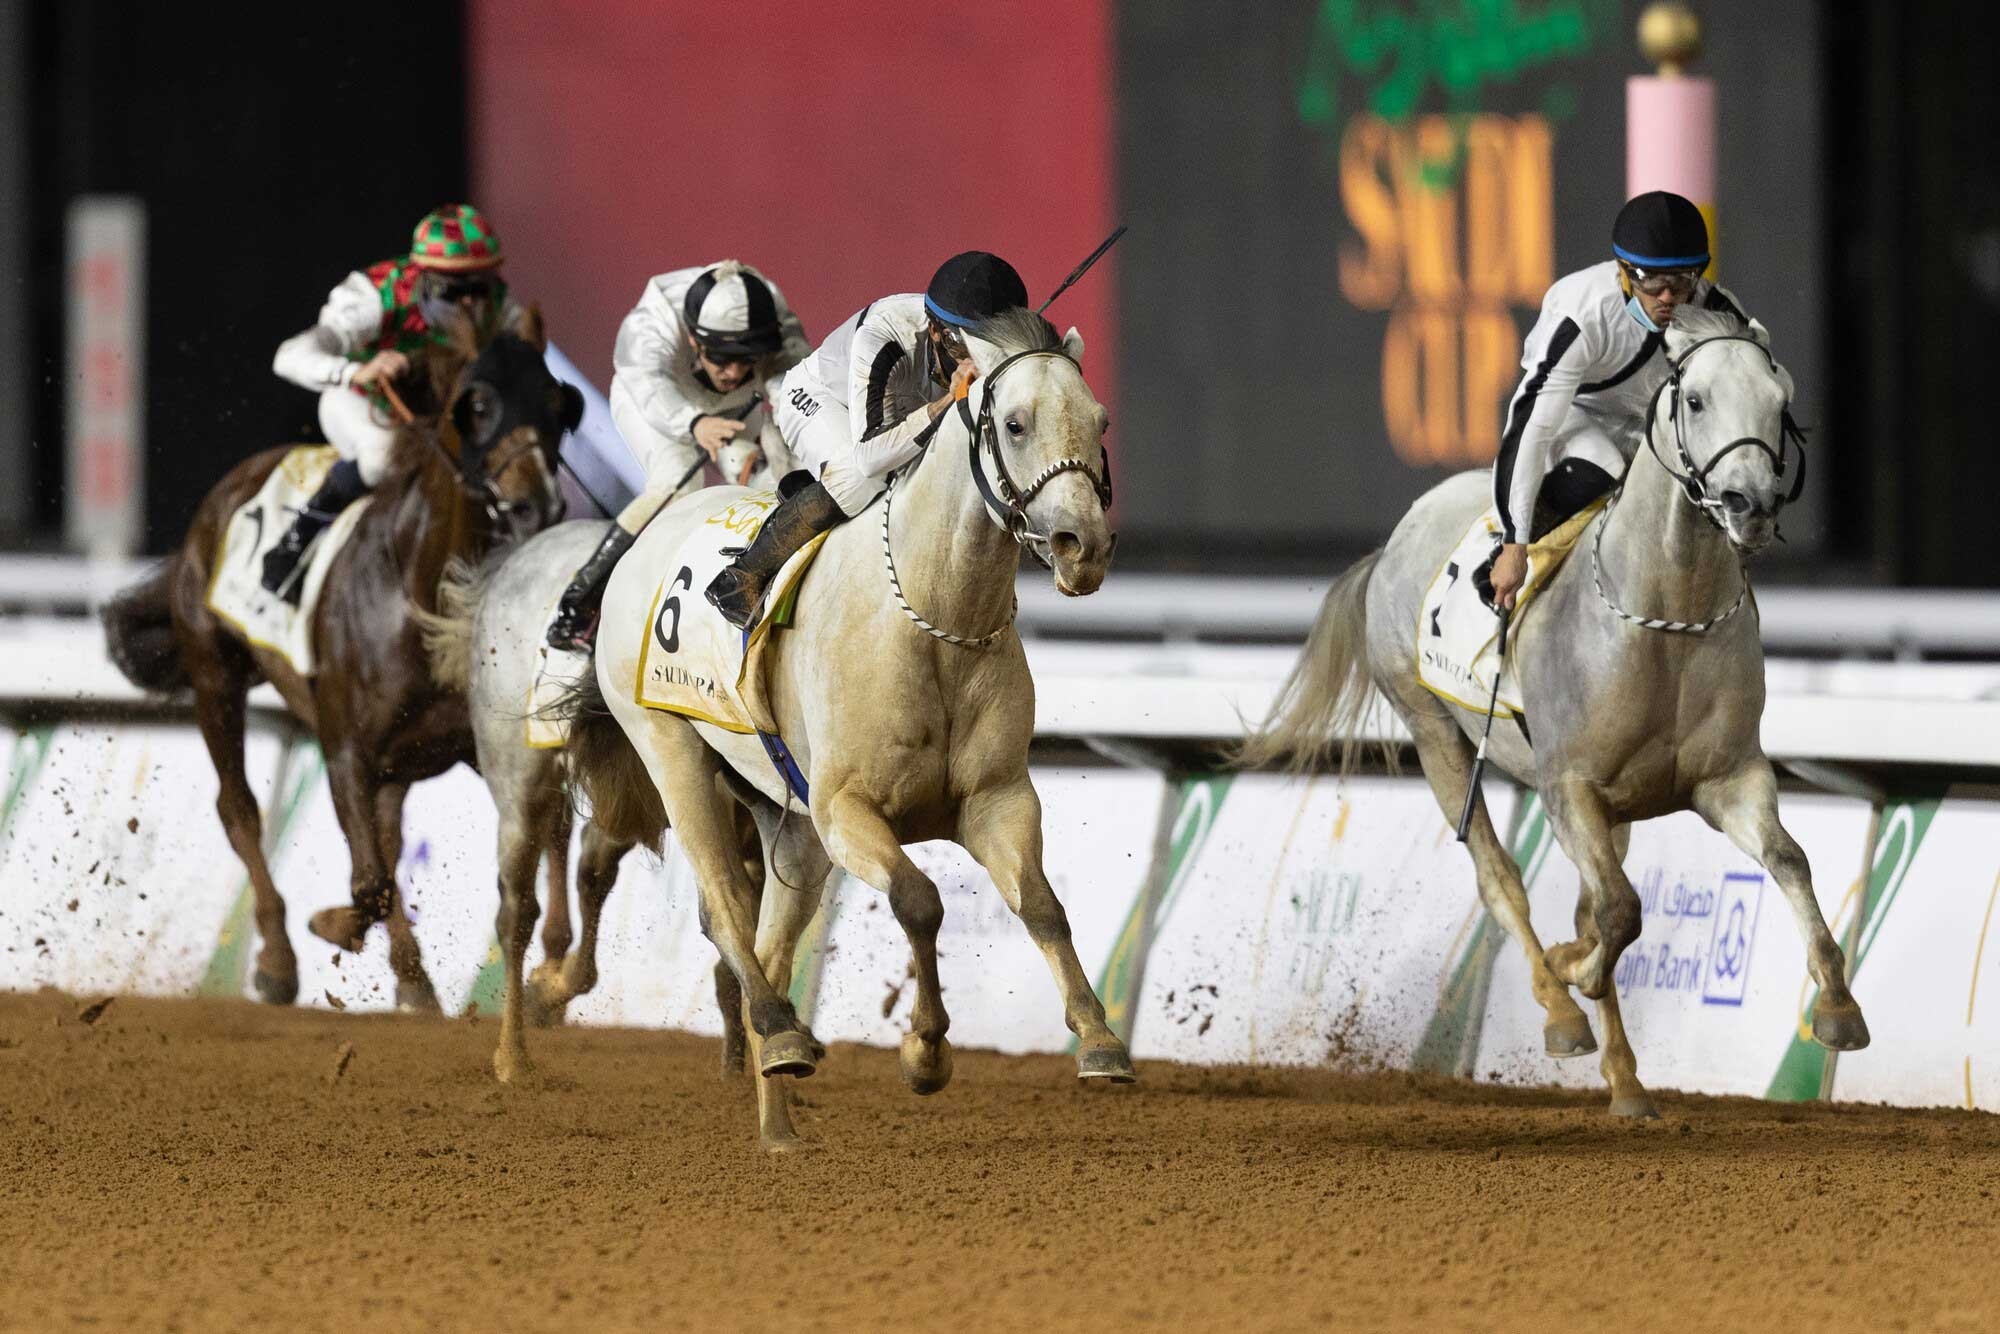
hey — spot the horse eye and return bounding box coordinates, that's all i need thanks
[1687,393,1704,414]
[1005,417,1025,437]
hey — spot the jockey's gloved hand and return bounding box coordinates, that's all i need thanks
[1490,544,1527,610]
[692,414,747,459]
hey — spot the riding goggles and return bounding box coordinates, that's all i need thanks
[1620,262,1700,298]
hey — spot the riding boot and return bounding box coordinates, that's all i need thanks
[261,458,371,605]
[547,525,637,652]
[704,479,845,630]
[1528,458,1620,542]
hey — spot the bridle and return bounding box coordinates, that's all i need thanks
[1592,331,1805,635]
[1641,332,1807,529]
[881,345,1113,648]
[381,375,558,536]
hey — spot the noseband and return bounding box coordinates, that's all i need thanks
[1643,332,1808,529]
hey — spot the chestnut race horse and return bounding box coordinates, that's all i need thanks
[102,311,578,1010]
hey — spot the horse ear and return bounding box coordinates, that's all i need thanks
[1062,326,1085,362]
[515,303,548,352]
[559,382,585,432]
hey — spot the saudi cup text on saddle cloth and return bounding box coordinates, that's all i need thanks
[204,445,372,678]
[1414,499,1605,718]
[631,489,831,735]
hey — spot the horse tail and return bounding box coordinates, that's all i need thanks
[1234,549,1388,776]
[557,672,667,855]
[101,559,189,694]
[413,555,495,692]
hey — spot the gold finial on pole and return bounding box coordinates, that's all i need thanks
[1637,2,1702,78]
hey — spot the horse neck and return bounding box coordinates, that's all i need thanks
[387,438,489,610]
[1599,430,1741,623]
[886,404,1020,639]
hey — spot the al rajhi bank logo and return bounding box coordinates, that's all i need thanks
[1297,0,1604,467]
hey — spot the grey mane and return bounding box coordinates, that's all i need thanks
[969,308,1063,355]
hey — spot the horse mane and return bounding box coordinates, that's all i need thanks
[1663,305,1747,350]
[968,307,1063,356]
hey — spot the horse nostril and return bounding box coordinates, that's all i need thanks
[1720,490,1752,516]
[1050,530,1083,562]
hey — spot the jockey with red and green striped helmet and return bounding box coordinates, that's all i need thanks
[263,204,519,601]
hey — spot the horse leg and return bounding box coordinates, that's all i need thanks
[1401,708,1595,1057]
[956,778,1134,1081]
[1696,762,1869,1051]
[746,805,836,1152]
[189,659,298,1005]
[372,781,440,1014]
[1591,823,1656,1117]
[817,790,953,1095]
[538,798,576,971]
[307,749,394,951]
[1541,781,1643,1004]
[714,960,747,1077]
[638,714,816,1078]
[492,792,549,1084]
[532,817,626,1024]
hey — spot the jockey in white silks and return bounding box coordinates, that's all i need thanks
[265,203,517,602]
[1488,190,1787,609]
[546,261,810,650]
[703,250,1026,629]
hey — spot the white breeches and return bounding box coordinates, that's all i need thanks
[773,364,882,517]
[1550,405,1633,478]
[317,387,400,486]
[609,378,707,534]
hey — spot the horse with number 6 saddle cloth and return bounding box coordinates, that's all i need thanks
[1413,496,1608,719]
[202,445,372,677]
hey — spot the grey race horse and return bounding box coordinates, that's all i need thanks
[1243,306,1868,1116]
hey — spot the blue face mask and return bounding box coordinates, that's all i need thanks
[1625,294,1661,333]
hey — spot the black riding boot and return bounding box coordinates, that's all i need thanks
[1528,458,1619,542]
[704,479,845,630]
[260,458,371,605]
[547,525,637,651]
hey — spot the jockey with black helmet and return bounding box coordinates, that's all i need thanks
[264,204,516,602]
[1488,190,1782,609]
[547,261,810,650]
[703,250,1030,629]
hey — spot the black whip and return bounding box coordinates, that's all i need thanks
[1037,225,1128,316]
[1456,606,1512,843]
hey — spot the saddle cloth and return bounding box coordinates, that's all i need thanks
[630,488,830,734]
[204,446,371,677]
[1414,497,1607,717]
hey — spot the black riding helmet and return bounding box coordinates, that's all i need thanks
[924,251,1029,328]
[1612,190,1710,273]
[683,261,784,359]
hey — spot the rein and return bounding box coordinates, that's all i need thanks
[384,373,545,534]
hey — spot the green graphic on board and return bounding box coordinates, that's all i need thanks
[1765,794,1943,1101]
[1412,790,1546,1075]
[1093,773,1235,1045]
[0,725,56,860]
[198,737,324,997]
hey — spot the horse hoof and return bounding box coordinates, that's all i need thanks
[523,978,567,1030]
[1544,1012,1599,1058]
[1608,1092,1660,1120]
[252,970,299,1007]
[396,979,442,1016]
[759,1030,818,1079]
[899,1033,954,1095]
[307,907,369,952]
[492,1048,537,1087]
[1077,1044,1137,1083]
[1812,1001,1871,1052]
[720,1039,748,1079]
[760,1131,813,1156]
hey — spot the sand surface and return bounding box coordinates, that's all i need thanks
[5,991,1996,1333]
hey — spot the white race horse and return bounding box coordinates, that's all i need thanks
[566,309,1134,1149]
[1244,307,1866,1117]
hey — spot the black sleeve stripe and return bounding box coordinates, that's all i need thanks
[1704,285,1748,326]
[1579,331,1662,394]
[861,340,908,441]
[1494,316,1581,544]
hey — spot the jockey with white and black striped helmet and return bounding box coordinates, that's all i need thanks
[547,260,810,650]
[703,250,1031,630]
[264,204,518,602]
[1488,190,1783,610]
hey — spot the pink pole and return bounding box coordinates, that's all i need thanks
[1627,75,1717,273]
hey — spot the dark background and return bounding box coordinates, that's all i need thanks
[6,1,1999,586]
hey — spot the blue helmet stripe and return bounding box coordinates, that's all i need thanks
[924,294,984,329]
[1614,242,1708,270]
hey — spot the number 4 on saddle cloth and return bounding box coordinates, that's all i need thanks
[524,489,833,782]
[1415,495,1609,719]
[204,446,372,677]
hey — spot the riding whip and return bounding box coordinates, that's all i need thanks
[1037,224,1128,316]
[1456,605,1512,843]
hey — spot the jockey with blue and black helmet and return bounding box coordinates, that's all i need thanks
[1488,190,1781,609]
[703,250,1029,628]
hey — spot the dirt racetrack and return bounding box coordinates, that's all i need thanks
[6,991,1998,1334]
